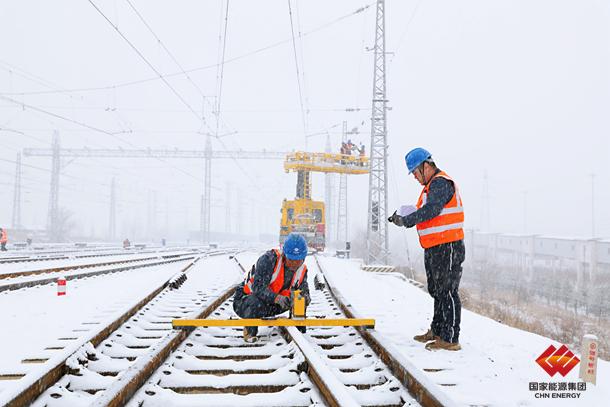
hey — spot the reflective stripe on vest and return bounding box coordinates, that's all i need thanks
[415,171,464,249]
[244,249,307,296]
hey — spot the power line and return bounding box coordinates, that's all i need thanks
[0,61,134,135]
[0,3,373,97]
[0,95,126,137]
[87,0,203,124]
[389,0,426,65]
[287,0,308,141]
[124,0,207,100]
[294,0,310,137]
[215,0,230,137]
[0,95,205,182]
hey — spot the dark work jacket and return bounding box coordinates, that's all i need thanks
[402,170,455,228]
[239,250,310,305]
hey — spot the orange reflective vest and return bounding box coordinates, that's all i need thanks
[244,249,307,297]
[415,171,464,249]
[0,230,7,243]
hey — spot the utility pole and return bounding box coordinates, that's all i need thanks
[199,194,204,243]
[12,152,22,229]
[202,135,212,243]
[109,177,116,240]
[337,122,348,245]
[366,0,389,265]
[236,199,242,237]
[225,182,231,234]
[324,133,335,244]
[47,131,60,241]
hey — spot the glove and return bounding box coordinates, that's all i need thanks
[274,295,291,310]
[388,210,404,227]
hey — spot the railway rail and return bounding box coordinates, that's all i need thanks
[0,250,219,294]
[0,246,200,265]
[4,251,455,406]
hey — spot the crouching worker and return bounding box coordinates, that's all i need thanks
[233,233,311,343]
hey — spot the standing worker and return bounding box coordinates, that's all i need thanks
[233,233,311,342]
[388,148,465,351]
[0,228,7,251]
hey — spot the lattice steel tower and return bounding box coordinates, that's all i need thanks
[366,0,389,264]
[324,133,335,245]
[336,121,348,245]
[47,131,60,241]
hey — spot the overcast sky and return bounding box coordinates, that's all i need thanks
[1,0,609,251]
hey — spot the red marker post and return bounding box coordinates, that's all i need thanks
[57,276,66,296]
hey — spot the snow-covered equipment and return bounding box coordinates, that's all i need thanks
[579,334,598,384]
[57,276,66,296]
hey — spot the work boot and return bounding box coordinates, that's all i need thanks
[243,327,258,343]
[425,338,461,351]
[413,329,437,343]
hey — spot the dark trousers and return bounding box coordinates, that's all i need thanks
[232,287,285,336]
[0,242,6,251]
[424,240,465,343]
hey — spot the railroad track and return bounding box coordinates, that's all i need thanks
[5,251,455,407]
[0,247,199,265]
[0,250,219,294]
[0,249,239,407]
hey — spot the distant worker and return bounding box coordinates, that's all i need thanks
[123,238,131,249]
[233,233,311,343]
[347,139,355,155]
[26,237,32,247]
[0,228,7,251]
[388,148,465,351]
[358,143,366,165]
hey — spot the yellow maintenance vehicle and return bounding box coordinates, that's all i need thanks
[280,151,369,251]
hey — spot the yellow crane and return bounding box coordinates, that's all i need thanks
[280,151,369,251]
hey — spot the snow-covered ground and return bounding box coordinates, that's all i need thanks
[1,249,606,406]
[315,255,609,407]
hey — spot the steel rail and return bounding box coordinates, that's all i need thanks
[0,256,196,294]
[0,256,162,280]
[313,254,458,407]
[91,286,237,407]
[89,255,361,407]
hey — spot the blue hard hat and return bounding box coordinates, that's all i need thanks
[283,233,308,260]
[405,148,432,174]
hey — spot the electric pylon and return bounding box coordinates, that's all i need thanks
[366,0,390,264]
